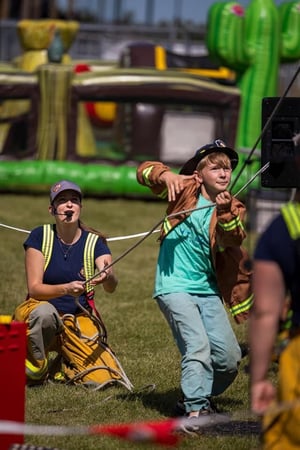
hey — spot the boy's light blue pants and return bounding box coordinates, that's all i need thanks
[156,292,242,412]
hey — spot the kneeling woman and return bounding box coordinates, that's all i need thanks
[14,180,132,390]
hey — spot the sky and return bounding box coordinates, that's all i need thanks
[150,0,284,24]
[58,0,285,25]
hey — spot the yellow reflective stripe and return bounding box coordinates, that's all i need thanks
[162,217,172,235]
[218,216,244,232]
[53,371,66,382]
[41,226,97,291]
[281,203,300,240]
[141,166,168,198]
[42,224,54,270]
[155,45,167,70]
[158,188,168,199]
[142,166,154,186]
[84,233,98,293]
[229,294,253,317]
[26,358,48,380]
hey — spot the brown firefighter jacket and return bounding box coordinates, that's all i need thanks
[136,160,253,324]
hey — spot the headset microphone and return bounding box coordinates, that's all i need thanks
[52,208,73,217]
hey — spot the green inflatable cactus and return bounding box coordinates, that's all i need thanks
[206,0,300,192]
[279,1,300,62]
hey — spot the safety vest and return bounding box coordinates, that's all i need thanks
[25,226,103,381]
[42,224,98,294]
[281,202,300,240]
[280,202,300,331]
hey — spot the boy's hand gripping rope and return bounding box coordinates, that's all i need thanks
[83,160,270,287]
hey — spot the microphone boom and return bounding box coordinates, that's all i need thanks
[53,210,74,217]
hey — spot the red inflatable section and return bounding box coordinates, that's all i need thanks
[74,63,116,127]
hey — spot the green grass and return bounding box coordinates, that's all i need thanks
[0,194,261,450]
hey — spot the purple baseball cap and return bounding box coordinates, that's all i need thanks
[50,180,82,204]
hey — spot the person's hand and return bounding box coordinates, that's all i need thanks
[160,172,199,202]
[215,191,232,210]
[91,259,112,286]
[67,281,85,297]
[251,380,277,415]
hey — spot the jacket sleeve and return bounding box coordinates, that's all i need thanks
[215,197,247,248]
[216,246,253,324]
[136,161,171,199]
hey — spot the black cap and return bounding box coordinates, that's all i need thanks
[179,139,239,175]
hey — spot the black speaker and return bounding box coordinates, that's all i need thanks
[261,97,300,188]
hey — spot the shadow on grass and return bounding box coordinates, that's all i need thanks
[202,420,261,437]
[116,385,181,416]
[116,387,261,437]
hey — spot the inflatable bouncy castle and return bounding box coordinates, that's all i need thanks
[0,1,300,197]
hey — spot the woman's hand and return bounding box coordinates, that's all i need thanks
[90,269,109,286]
[93,257,118,293]
[66,281,85,297]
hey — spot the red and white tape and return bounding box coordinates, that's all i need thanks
[0,414,231,447]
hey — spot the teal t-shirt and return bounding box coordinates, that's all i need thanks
[154,196,219,297]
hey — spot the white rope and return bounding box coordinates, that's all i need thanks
[0,223,30,234]
[107,230,160,241]
[0,159,272,243]
[0,223,160,241]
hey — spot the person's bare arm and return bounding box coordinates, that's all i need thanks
[25,247,85,299]
[94,254,118,293]
[250,259,286,413]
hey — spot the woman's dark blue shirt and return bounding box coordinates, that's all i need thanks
[24,225,111,315]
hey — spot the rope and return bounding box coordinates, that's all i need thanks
[2,58,300,285]
[0,222,160,241]
[0,158,272,287]
[83,159,270,286]
[3,55,300,281]
[61,305,134,392]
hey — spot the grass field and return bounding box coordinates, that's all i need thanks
[0,193,262,450]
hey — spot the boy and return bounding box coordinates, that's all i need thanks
[136,139,252,433]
